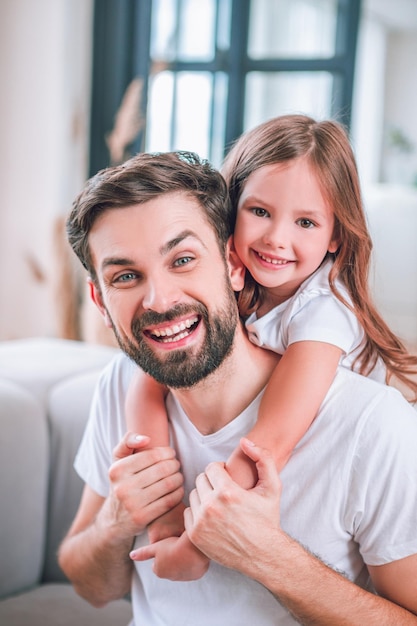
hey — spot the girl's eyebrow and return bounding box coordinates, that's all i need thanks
[239,194,263,206]
[296,209,328,220]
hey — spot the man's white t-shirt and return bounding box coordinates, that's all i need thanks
[245,258,386,381]
[75,353,417,625]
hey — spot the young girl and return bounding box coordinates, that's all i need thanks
[128,114,417,578]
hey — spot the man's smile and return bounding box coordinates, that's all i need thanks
[144,315,200,344]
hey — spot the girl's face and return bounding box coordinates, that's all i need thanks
[234,157,339,309]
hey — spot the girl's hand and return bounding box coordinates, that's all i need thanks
[147,502,186,544]
[130,533,210,581]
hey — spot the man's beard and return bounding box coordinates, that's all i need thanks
[109,288,238,388]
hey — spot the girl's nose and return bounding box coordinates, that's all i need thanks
[262,221,286,249]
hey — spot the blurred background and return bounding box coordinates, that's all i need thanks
[1,0,417,349]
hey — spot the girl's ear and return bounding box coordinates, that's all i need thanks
[328,238,340,254]
[226,236,245,291]
[88,278,113,328]
[328,226,341,254]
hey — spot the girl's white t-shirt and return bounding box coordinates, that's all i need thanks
[75,353,417,625]
[245,258,386,381]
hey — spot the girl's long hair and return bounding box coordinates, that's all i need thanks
[222,114,417,400]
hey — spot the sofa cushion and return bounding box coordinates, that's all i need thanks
[0,583,132,625]
[0,379,49,598]
[43,369,105,582]
[0,337,118,406]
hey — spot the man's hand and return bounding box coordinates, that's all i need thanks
[107,432,184,539]
[184,437,282,574]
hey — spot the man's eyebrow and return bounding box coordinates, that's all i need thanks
[159,229,207,255]
[101,257,135,270]
[100,230,207,270]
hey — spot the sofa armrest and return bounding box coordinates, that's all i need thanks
[0,379,49,598]
[43,369,106,582]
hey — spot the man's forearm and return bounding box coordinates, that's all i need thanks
[58,498,135,607]
[246,531,417,625]
[59,435,185,606]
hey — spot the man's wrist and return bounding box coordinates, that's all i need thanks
[95,496,144,548]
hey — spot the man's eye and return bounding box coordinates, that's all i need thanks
[114,272,137,283]
[174,256,193,267]
[251,207,269,218]
[297,218,315,229]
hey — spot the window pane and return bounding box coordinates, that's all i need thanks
[146,71,174,152]
[146,71,218,160]
[248,0,338,59]
[178,0,216,60]
[244,71,333,130]
[210,72,228,167]
[150,0,177,61]
[216,0,232,51]
[174,73,212,156]
[151,0,216,62]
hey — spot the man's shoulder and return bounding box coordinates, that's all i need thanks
[329,367,415,426]
[103,350,134,373]
[96,351,136,396]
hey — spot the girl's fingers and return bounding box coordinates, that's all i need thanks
[112,433,151,460]
[239,438,282,494]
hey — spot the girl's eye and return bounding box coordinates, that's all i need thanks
[173,255,193,267]
[251,207,269,218]
[297,218,315,229]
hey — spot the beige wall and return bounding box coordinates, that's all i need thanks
[0,0,93,340]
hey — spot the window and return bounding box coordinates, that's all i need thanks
[90,0,361,174]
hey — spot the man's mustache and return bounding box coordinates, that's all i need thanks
[131,304,205,333]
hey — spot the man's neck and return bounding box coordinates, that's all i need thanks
[170,325,279,435]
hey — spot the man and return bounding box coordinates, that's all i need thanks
[59,151,417,624]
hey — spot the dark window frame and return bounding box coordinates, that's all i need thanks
[89,0,361,176]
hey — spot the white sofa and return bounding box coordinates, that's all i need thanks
[364,183,417,349]
[0,338,132,625]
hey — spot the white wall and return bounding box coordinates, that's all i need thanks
[0,0,93,340]
[383,31,417,184]
[350,0,417,346]
[350,14,387,184]
[351,0,417,186]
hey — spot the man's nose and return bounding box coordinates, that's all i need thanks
[142,275,181,312]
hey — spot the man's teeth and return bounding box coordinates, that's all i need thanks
[258,253,289,265]
[150,316,198,342]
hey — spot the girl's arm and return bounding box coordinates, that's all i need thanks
[226,341,343,488]
[125,368,169,445]
[126,371,210,581]
[126,370,186,543]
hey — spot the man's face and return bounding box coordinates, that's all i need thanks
[88,192,243,387]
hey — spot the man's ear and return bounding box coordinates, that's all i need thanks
[226,236,245,291]
[88,278,113,328]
